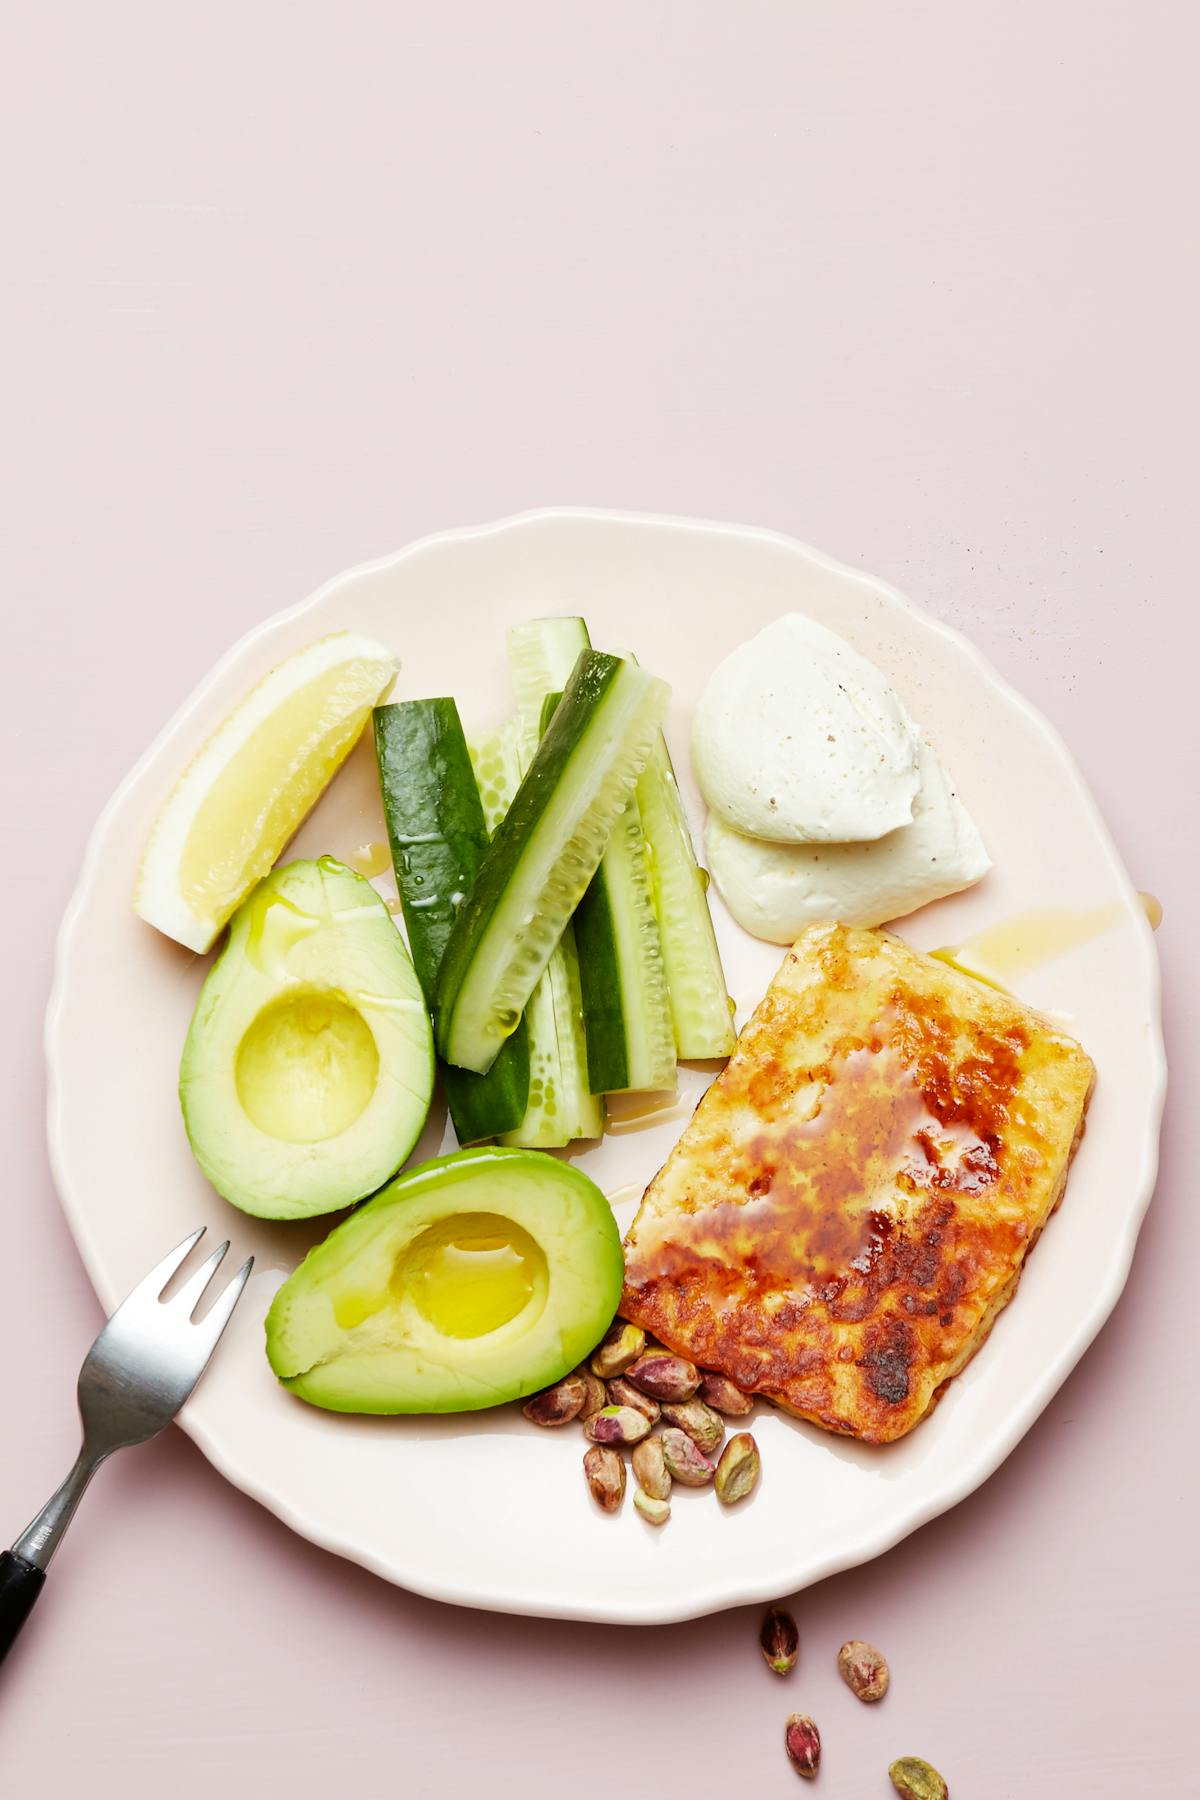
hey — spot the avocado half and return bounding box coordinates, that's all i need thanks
[180,857,434,1219]
[265,1146,624,1413]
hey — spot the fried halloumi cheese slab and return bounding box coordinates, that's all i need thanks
[621,922,1094,1443]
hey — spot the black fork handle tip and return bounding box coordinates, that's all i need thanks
[0,1550,46,1667]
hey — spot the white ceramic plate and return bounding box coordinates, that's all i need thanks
[46,510,1165,1623]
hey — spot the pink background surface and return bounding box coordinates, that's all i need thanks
[1,3,1194,1793]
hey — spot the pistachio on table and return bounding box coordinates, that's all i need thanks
[631,1434,672,1501]
[607,1375,661,1424]
[584,1404,652,1448]
[589,1319,645,1380]
[660,1426,715,1486]
[633,1489,670,1526]
[698,1370,754,1416]
[888,1757,948,1800]
[838,1638,890,1702]
[660,1398,725,1455]
[521,1374,586,1427]
[784,1713,821,1779]
[573,1367,608,1421]
[625,1352,699,1403]
[583,1445,625,1514]
[714,1431,761,1504]
[760,1605,799,1675]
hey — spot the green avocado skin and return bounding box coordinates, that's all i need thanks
[264,1145,624,1414]
[179,857,434,1221]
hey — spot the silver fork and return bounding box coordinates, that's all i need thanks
[0,1227,252,1668]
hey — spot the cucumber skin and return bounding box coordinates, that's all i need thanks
[479,703,603,1148]
[505,621,604,1142]
[571,856,629,1091]
[539,689,674,1096]
[572,787,676,1094]
[638,734,736,1060]
[535,685,628,1091]
[617,651,734,1061]
[435,650,636,1072]
[373,701,530,1144]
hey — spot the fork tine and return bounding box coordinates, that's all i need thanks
[171,1239,230,1319]
[193,1255,254,1348]
[121,1226,206,1308]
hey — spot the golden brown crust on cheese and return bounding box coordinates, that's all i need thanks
[620,922,1095,1443]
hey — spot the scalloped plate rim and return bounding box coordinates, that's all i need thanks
[44,507,1166,1623]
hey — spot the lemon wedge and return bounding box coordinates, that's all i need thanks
[135,631,397,953]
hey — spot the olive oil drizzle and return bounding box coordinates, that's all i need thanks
[935,892,1162,990]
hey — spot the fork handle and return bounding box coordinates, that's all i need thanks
[0,1552,46,1667]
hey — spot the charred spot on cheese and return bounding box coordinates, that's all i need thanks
[620,922,1094,1444]
[860,1319,915,1406]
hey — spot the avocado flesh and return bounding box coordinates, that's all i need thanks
[265,1146,624,1413]
[180,857,434,1220]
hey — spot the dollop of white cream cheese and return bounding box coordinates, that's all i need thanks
[692,613,922,843]
[705,736,991,942]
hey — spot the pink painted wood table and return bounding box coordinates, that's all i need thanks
[1,3,1193,1793]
